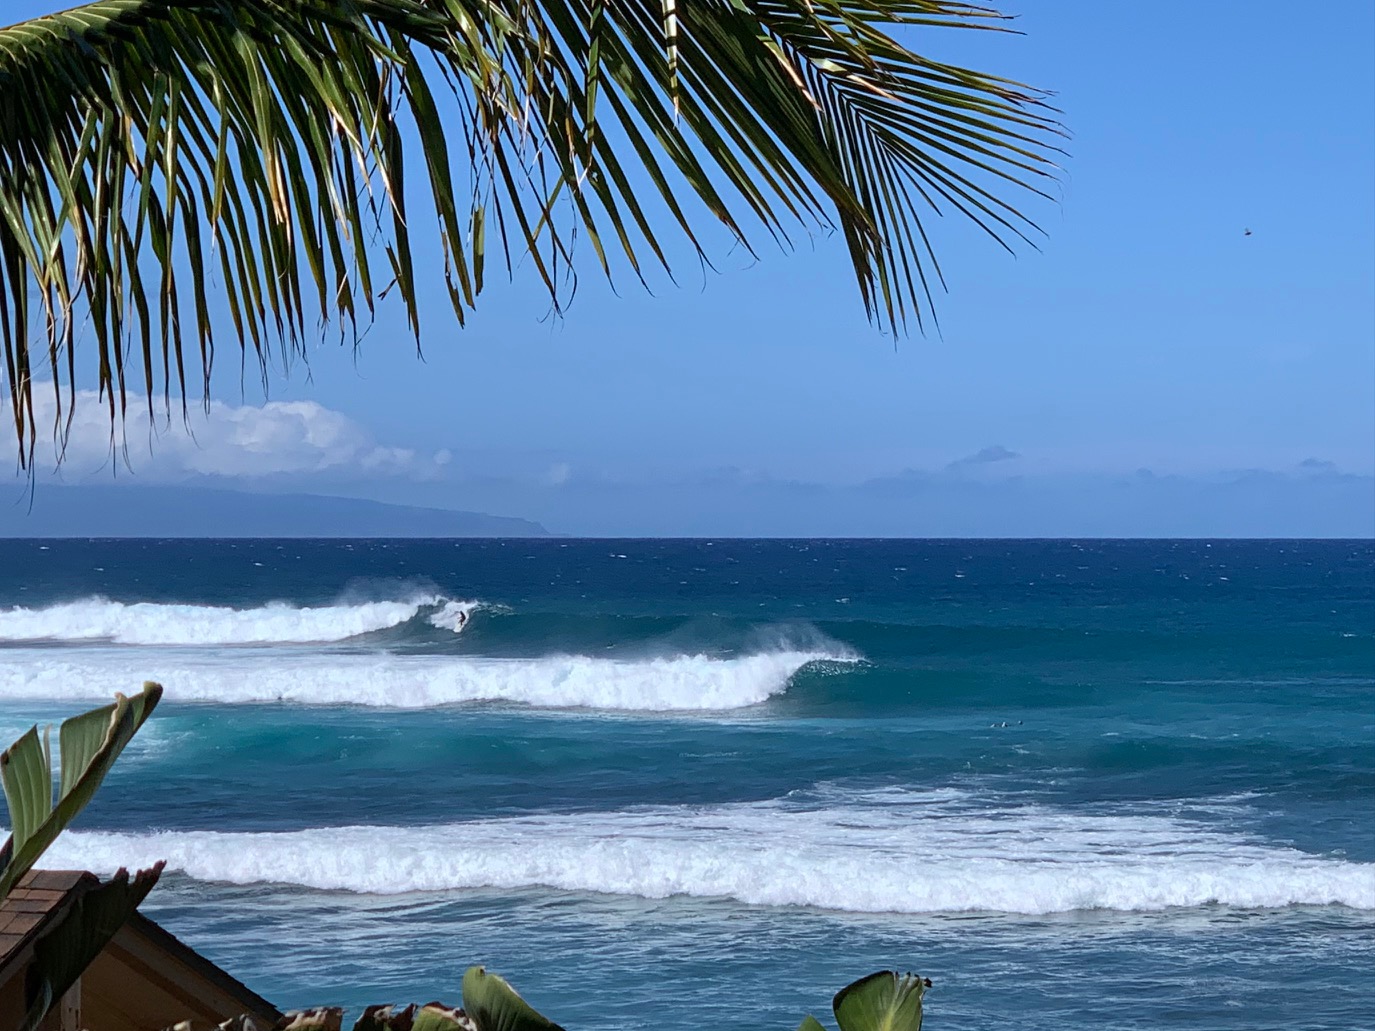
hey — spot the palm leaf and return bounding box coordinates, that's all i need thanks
[0,0,1060,463]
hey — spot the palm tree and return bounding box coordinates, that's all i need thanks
[0,0,1059,464]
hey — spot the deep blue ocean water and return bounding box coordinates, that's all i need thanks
[1,538,1372,1029]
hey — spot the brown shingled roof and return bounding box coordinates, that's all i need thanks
[0,869,96,972]
[0,869,281,1029]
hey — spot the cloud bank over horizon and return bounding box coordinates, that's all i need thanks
[4,389,1370,537]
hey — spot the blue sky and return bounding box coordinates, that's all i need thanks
[7,0,1374,535]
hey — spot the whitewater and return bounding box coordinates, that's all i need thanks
[42,790,1375,914]
[0,647,848,710]
[0,594,478,645]
[0,593,855,709]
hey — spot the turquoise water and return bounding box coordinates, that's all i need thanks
[1,538,1372,1028]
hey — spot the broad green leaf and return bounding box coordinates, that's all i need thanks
[1,726,52,853]
[833,971,925,1031]
[798,1017,829,1031]
[58,695,125,797]
[0,682,163,899]
[461,966,565,1031]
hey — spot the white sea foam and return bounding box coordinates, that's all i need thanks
[0,648,845,710]
[41,789,1375,914]
[0,595,478,646]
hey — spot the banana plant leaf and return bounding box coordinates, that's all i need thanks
[461,967,565,1031]
[833,971,926,1031]
[796,970,928,1031]
[0,682,163,899]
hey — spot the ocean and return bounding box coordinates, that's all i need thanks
[1,538,1372,1029]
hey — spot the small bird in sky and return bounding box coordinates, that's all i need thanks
[1244,228,1253,237]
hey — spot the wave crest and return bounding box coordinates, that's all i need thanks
[0,595,478,646]
[42,791,1374,914]
[0,649,847,710]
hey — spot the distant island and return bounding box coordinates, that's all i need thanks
[0,484,549,537]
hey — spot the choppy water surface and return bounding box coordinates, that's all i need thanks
[3,538,1372,1029]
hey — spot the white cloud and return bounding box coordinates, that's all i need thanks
[17,388,441,482]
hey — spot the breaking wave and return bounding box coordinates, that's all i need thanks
[43,789,1375,914]
[0,648,851,710]
[0,595,479,646]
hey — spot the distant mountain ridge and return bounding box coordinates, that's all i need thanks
[1,484,549,537]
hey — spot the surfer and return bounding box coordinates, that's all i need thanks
[454,609,468,632]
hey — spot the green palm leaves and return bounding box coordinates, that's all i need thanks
[0,0,1058,463]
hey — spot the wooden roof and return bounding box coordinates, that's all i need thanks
[0,869,281,1029]
[0,869,94,972]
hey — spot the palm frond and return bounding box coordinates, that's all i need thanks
[0,0,1061,463]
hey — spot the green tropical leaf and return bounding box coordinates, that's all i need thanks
[832,971,926,1031]
[797,1017,829,1031]
[0,727,51,857]
[0,0,1059,465]
[23,864,165,1031]
[0,682,163,899]
[461,966,565,1031]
